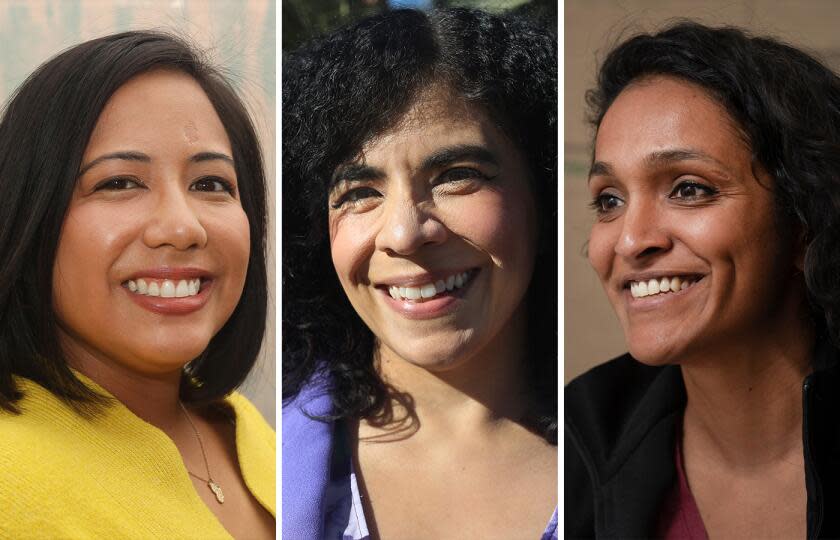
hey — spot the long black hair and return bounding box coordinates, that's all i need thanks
[283,8,557,443]
[0,31,268,414]
[587,21,840,354]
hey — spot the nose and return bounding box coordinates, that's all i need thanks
[374,196,447,256]
[614,198,672,260]
[142,187,208,250]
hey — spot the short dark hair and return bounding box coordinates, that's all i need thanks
[587,22,840,353]
[0,31,268,413]
[282,8,557,443]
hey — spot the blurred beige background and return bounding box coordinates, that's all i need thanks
[0,0,276,425]
[565,0,840,383]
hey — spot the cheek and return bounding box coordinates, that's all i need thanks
[53,205,136,302]
[329,214,374,287]
[208,207,251,276]
[447,189,533,265]
[587,222,614,282]
[684,203,778,268]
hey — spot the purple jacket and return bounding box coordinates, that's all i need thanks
[282,372,334,539]
[282,373,558,539]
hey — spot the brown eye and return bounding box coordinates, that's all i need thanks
[590,193,624,214]
[94,176,143,191]
[670,181,717,200]
[331,186,381,209]
[191,176,235,194]
[435,167,492,184]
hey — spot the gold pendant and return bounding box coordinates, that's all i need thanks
[209,481,225,504]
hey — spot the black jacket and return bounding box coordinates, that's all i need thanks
[565,345,840,539]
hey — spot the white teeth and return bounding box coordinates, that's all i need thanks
[670,277,681,292]
[175,280,190,298]
[160,280,175,298]
[126,277,203,298]
[404,287,421,300]
[420,284,437,298]
[389,271,472,302]
[630,276,698,298]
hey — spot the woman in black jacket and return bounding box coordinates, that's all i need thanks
[566,22,840,539]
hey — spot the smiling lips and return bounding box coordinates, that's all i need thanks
[387,271,472,302]
[121,269,211,315]
[126,278,203,298]
[628,275,701,298]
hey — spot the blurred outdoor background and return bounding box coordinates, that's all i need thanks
[565,0,840,383]
[283,0,556,50]
[0,0,276,425]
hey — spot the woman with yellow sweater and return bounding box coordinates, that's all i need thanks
[0,32,274,538]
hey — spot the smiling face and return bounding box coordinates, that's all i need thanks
[328,90,537,371]
[53,69,250,378]
[587,76,806,365]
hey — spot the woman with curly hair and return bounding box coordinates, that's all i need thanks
[566,22,840,539]
[282,8,557,539]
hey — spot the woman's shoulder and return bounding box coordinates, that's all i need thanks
[224,391,276,516]
[282,367,333,425]
[564,354,684,463]
[565,354,675,413]
[226,391,275,444]
[0,378,99,529]
[565,356,684,539]
[281,368,335,539]
[0,377,82,443]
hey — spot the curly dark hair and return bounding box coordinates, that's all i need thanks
[587,21,840,355]
[0,31,268,414]
[282,8,557,443]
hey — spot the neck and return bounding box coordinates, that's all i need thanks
[370,306,530,441]
[61,333,184,430]
[681,309,814,469]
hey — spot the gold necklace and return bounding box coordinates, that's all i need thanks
[179,401,225,504]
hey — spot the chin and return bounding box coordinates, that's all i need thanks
[126,335,213,373]
[625,334,686,367]
[384,339,476,373]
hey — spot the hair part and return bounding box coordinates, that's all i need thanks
[0,30,267,414]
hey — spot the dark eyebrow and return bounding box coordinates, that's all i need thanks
[78,151,150,177]
[589,148,730,181]
[331,144,499,188]
[645,148,723,168]
[588,161,615,179]
[330,163,387,187]
[419,144,499,172]
[190,151,235,165]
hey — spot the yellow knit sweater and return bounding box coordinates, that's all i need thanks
[0,375,275,539]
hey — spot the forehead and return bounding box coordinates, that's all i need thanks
[84,69,231,157]
[594,76,749,166]
[357,88,512,162]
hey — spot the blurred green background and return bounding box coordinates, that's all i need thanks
[283,0,556,51]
